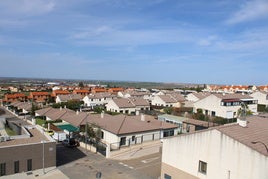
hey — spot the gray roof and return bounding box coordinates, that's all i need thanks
[83,114,178,135]
[158,93,185,103]
[217,115,268,157]
[213,93,253,100]
[87,92,115,99]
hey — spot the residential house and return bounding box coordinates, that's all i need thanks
[250,91,268,107]
[106,97,150,114]
[28,92,50,103]
[185,92,211,108]
[91,87,107,94]
[55,94,82,103]
[186,92,211,102]
[193,93,258,119]
[107,87,124,94]
[81,113,178,153]
[51,90,70,101]
[151,93,185,107]
[161,115,268,179]
[259,85,268,92]
[118,89,152,100]
[3,93,27,104]
[83,92,115,107]
[72,89,90,97]
[34,107,178,158]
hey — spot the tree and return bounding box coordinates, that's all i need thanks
[31,103,39,116]
[237,102,252,118]
[78,81,84,88]
[85,123,102,144]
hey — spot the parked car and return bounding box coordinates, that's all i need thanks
[62,138,79,147]
[46,130,54,136]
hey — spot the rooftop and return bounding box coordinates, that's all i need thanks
[217,115,268,157]
[0,126,51,147]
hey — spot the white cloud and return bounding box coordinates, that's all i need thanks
[0,0,55,17]
[197,35,218,46]
[225,0,268,24]
[70,25,195,46]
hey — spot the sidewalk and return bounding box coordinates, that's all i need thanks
[1,167,69,179]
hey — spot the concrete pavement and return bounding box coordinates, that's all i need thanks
[0,167,69,179]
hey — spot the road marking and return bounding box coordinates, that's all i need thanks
[141,157,159,163]
[118,162,134,169]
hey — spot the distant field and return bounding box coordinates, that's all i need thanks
[0,77,202,89]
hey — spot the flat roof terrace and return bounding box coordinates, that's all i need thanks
[0,126,51,147]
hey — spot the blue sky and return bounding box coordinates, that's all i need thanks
[0,0,268,85]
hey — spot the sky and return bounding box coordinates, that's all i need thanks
[0,0,268,85]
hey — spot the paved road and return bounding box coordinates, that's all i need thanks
[57,144,161,179]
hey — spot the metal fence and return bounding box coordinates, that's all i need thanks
[110,132,161,151]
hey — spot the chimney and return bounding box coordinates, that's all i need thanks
[237,118,247,127]
[141,114,145,121]
[101,111,104,118]
[238,102,247,127]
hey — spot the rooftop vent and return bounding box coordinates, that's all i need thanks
[237,118,247,127]
[141,114,145,121]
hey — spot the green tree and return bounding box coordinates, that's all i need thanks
[237,102,252,118]
[78,81,84,88]
[31,103,39,116]
[163,107,173,114]
[85,123,102,144]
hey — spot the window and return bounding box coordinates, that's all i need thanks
[27,159,32,171]
[0,163,6,176]
[120,137,126,146]
[131,136,135,142]
[164,173,171,179]
[100,131,104,139]
[198,160,207,174]
[14,160,19,173]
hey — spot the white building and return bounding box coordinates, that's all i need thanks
[82,113,178,151]
[83,92,115,107]
[161,115,268,179]
[55,94,82,103]
[250,91,268,107]
[106,97,150,114]
[193,93,258,119]
[151,93,185,107]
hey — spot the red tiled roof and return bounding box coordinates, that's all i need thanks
[73,89,90,93]
[30,92,50,96]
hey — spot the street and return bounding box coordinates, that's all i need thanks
[57,144,161,179]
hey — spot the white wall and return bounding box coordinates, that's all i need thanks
[193,95,257,119]
[162,129,268,179]
[250,92,268,106]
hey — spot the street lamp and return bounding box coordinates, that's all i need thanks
[41,140,46,174]
[251,141,268,153]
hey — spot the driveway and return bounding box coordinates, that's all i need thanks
[57,144,161,179]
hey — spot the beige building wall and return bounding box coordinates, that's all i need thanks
[161,162,199,179]
[0,142,56,176]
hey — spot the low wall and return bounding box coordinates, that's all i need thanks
[109,140,162,160]
[79,142,97,153]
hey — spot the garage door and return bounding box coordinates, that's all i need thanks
[226,111,233,119]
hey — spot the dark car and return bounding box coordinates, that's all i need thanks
[62,138,79,147]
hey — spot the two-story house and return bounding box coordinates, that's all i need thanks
[193,93,258,119]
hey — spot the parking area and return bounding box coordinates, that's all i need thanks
[57,144,161,179]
